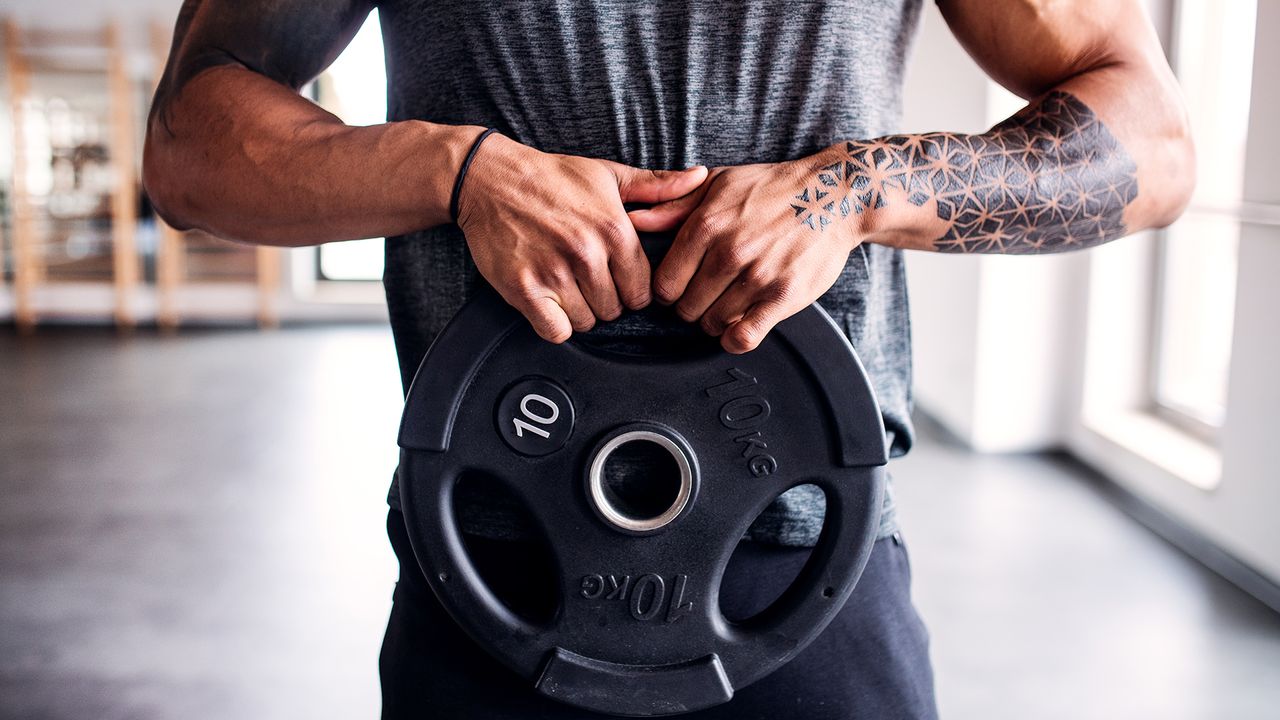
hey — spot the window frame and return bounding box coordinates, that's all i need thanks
[1144,0,1256,447]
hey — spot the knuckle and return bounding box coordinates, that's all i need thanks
[622,288,650,309]
[532,314,566,342]
[600,220,629,247]
[711,242,751,274]
[768,282,795,304]
[733,324,762,350]
[654,286,679,305]
[742,264,771,290]
[512,273,543,299]
[535,273,569,299]
[545,326,573,344]
[595,299,622,322]
[582,264,614,290]
[652,273,680,302]
[675,300,701,323]
[562,236,599,267]
[700,313,724,336]
[618,272,649,303]
[744,313,770,336]
[692,215,723,243]
[744,308,776,337]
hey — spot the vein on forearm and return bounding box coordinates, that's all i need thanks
[792,91,1139,253]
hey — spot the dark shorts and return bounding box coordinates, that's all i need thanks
[380,509,938,719]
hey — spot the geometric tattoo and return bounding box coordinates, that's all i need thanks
[792,91,1139,253]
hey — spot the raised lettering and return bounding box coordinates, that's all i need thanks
[733,431,768,457]
[580,574,603,600]
[705,368,757,398]
[720,396,771,430]
[629,574,666,621]
[665,574,694,624]
[748,454,778,477]
[605,574,631,601]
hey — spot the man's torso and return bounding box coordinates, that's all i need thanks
[378,0,923,543]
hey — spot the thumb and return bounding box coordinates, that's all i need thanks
[608,163,709,204]
[628,184,708,233]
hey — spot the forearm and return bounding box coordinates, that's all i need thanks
[143,65,478,246]
[794,65,1193,254]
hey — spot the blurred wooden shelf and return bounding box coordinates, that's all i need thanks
[4,19,139,330]
[1,18,280,330]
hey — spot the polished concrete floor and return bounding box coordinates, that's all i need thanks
[2,325,1278,720]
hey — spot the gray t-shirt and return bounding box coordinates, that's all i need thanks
[379,0,923,545]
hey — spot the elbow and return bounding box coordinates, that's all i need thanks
[142,119,283,246]
[1152,120,1196,229]
[142,126,198,232]
[1143,77,1197,229]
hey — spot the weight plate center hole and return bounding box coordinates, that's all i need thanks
[589,431,693,533]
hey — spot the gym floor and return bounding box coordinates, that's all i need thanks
[2,325,1278,720]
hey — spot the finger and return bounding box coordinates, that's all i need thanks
[578,274,622,323]
[515,293,575,344]
[652,208,715,305]
[605,217,652,310]
[673,244,749,324]
[699,277,760,336]
[722,294,801,354]
[627,183,708,233]
[554,283,598,333]
[567,242,624,322]
[606,163,709,204]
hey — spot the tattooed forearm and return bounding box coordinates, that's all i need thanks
[792,91,1139,253]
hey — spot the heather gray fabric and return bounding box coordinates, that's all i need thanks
[378,0,923,545]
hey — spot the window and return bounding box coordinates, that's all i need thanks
[1152,0,1257,437]
[314,10,387,282]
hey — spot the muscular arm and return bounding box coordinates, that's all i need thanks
[638,0,1194,352]
[144,0,475,245]
[792,0,1194,253]
[145,0,707,340]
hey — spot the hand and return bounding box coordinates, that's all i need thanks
[458,132,708,343]
[629,147,860,353]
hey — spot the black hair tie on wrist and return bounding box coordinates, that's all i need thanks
[450,127,499,225]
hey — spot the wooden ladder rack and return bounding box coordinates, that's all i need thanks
[4,19,140,329]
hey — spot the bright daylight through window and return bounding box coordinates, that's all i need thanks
[316,11,387,282]
[1153,0,1256,435]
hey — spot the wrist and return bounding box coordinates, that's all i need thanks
[411,121,488,228]
[801,142,869,251]
[450,128,500,224]
[810,139,942,251]
[455,131,543,229]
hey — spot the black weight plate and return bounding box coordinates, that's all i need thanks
[397,286,887,717]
